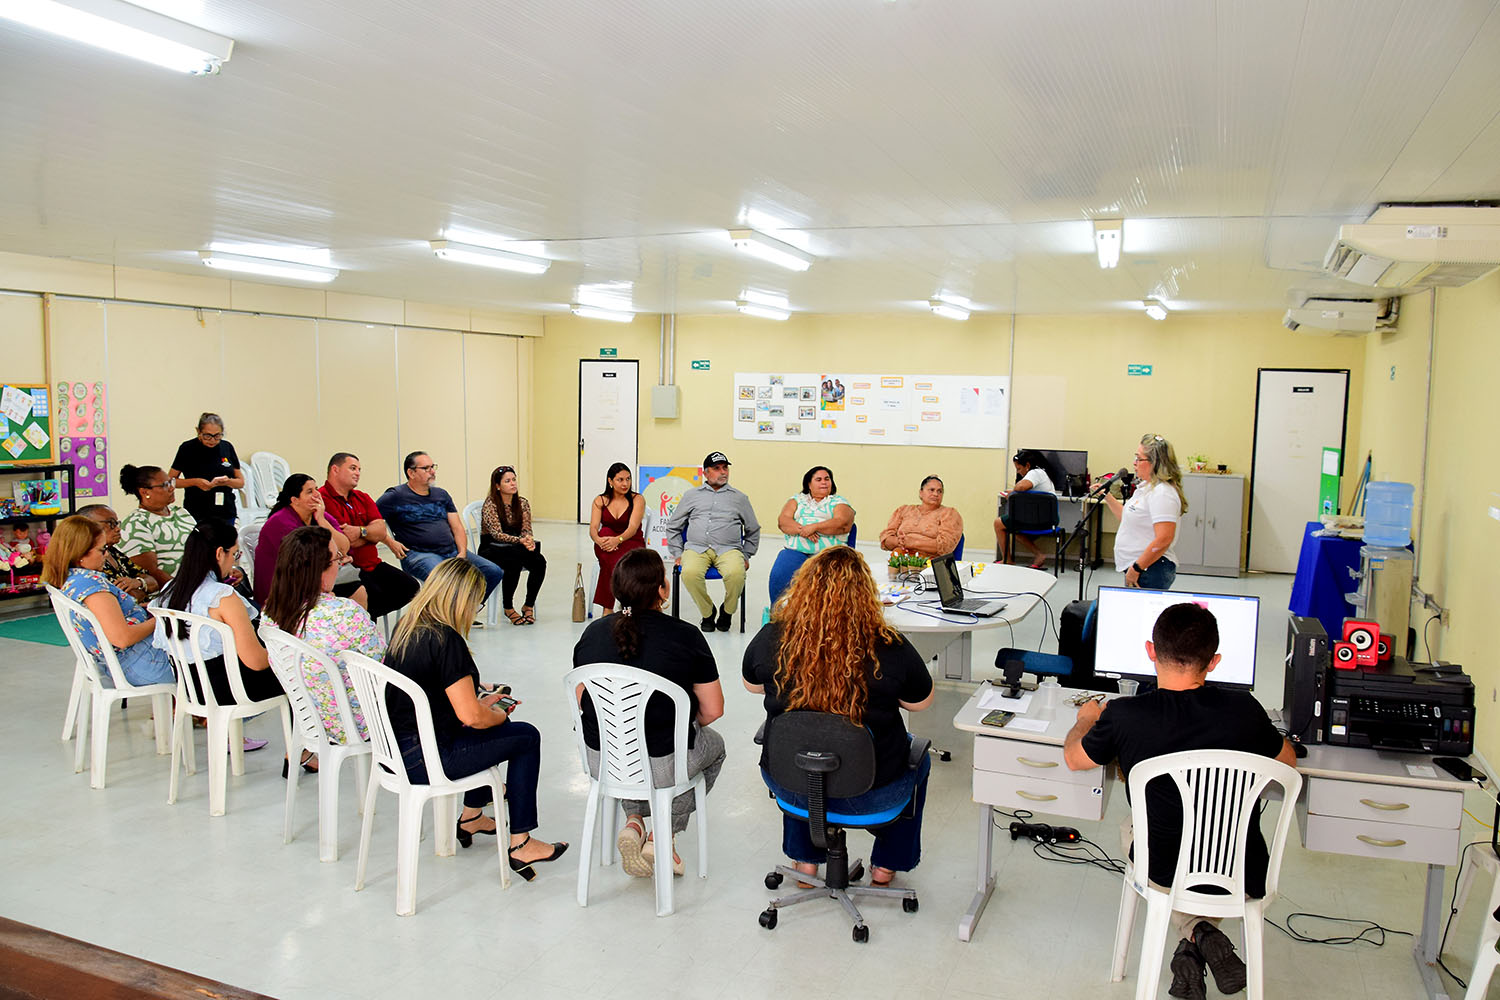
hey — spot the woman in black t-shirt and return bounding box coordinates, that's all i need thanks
[573,548,725,878]
[742,546,934,888]
[383,557,567,880]
[169,412,244,524]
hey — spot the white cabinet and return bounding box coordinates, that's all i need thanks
[1174,474,1244,577]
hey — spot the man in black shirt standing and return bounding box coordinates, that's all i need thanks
[1064,602,1296,1000]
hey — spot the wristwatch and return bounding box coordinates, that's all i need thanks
[1131,562,1146,574]
[359,526,367,540]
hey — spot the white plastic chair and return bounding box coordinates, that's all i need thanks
[46,585,174,788]
[1448,844,1500,998]
[237,514,267,591]
[345,650,510,915]
[237,463,267,518]
[151,606,292,817]
[250,451,291,507]
[1111,749,1302,1000]
[564,662,708,916]
[460,499,499,626]
[587,511,655,620]
[260,625,373,862]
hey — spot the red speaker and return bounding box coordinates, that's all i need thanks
[1332,641,1360,669]
[1343,619,1380,667]
[1378,633,1395,664]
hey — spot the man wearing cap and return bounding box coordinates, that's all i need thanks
[665,452,761,632]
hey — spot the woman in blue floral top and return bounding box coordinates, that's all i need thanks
[262,525,385,744]
[42,516,174,687]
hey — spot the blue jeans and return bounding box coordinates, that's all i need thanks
[762,751,931,872]
[768,549,811,605]
[401,548,504,600]
[398,720,542,832]
[1138,557,1177,591]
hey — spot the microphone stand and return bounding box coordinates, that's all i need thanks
[1064,476,1119,602]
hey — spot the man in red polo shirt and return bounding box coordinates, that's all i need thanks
[320,452,420,620]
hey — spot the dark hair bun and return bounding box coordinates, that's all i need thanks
[118,464,139,493]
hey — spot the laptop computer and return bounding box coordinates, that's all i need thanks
[929,553,1007,617]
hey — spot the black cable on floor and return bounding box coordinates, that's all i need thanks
[1431,839,1487,990]
[1264,912,1413,948]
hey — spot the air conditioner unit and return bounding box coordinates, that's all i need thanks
[1282,296,1398,336]
[1323,204,1500,289]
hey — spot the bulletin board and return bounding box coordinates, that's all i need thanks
[732,372,1010,450]
[0,383,55,465]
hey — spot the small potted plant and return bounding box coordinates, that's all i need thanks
[1185,453,1210,473]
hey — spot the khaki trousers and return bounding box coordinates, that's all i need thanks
[1120,816,1222,941]
[679,547,747,618]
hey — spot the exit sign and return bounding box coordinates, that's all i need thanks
[599,347,618,357]
[690,359,710,371]
[1127,364,1153,376]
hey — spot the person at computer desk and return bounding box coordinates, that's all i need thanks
[879,475,962,559]
[1106,433,1185,590]
[742,546,934,889]
[993,449,1055,569]
[1063,602,1296,1000]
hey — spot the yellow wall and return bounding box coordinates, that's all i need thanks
[532,311,1368,568]
[1359,272,1500,765]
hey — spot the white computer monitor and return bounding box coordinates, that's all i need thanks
[1093,586,1259,688]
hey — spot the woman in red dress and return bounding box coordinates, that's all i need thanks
[589,463,647,611]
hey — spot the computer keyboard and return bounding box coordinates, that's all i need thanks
[947,599,1004,613]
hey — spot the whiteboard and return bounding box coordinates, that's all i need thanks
[732,372,1009,450]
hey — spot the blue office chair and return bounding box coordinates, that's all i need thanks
[998,492,1065,575]
[671,528,747,632]
[755,711,927,942]
[768,523,858,607]
[953,533,964,560]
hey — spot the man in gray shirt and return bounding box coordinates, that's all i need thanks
[666,451,761,632]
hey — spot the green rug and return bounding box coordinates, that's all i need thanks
[0,614,69,647]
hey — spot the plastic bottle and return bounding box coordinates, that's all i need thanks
[1363,481,1414,548]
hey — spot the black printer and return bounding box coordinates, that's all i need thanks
[1325,657,1475,755]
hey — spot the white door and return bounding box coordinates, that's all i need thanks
[578,360,639,523]
[1248,369,1348,573]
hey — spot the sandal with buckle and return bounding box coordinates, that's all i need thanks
[504,609,524,626]
[520,606,535,625]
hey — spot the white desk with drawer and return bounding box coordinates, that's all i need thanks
[953,687,1471,1000]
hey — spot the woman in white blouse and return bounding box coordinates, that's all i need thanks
[1106,433,1186,591]
[994,449,1056,568]
[768,466,855,604]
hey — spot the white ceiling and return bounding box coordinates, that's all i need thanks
[2,0,1499,317]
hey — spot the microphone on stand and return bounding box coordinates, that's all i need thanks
[1086,468,1130,498]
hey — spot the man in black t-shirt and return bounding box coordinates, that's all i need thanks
[1064,602,1296,1000]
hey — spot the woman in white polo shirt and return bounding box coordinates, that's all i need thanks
[1106,433,1185,590]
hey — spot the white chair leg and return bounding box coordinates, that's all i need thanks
[183,711,197,775]
[1463,876,1500,1000]
[354,754,371,815]
[651,788,675,916]
[1133,897,1173,1000]
[694,780,708,878]
[395,793,424,916]
[354,772,380,891]
[88,692,110,789]
[577,783,601,906]
[151,694,172,753]
[317,758,340,862]
[1244,904,1267,1000]
[61,660,85,740]
[207,715,231,817]
[73,689,91,774]
[283,737,301,845]
[433,794,458,857]
[493,772,511,890]
[1111,881,1140,981]
[229,716,245,776]
[167,708,184,804]
[602,796,619,866]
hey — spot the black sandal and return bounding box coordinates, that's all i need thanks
[508,834,568,880]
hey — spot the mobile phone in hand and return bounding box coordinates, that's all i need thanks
[496,695,519,712]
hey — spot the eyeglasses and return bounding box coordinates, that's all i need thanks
[97,518,120,527]
[199,432,224,442]
[414,464,437,472]
[145,481,174,491]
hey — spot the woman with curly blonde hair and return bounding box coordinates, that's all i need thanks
[742,545,934,888]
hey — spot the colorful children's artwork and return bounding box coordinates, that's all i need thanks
[1,434,24,459]
[54,381,108,497]
[59,437,109,499]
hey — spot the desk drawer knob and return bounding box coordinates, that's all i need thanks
[1016,791,1059,802]
[1358,798,1410,811]
[1355,834,1407,848]
[1016,757,1058,769]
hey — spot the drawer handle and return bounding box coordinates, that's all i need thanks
[1016,757,1059,769]
[1358,798,1410,811]
[1016,791,1059,802]
[1355,834,1407,848]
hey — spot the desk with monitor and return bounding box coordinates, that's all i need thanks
[949,586,1471,1000]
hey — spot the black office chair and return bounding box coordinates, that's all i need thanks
[997,491,1065,575]
[755,712,928,942]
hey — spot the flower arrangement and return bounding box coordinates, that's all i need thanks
[887,549,928,578]
[1185,453,1210,473]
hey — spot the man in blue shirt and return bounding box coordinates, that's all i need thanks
[377,451,503,599]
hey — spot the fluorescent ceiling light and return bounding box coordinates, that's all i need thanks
[199,250,338,283]
[728,229,814,272]
[929,292,971,321]
[209,241,330,267]
[1143,298,1168,321]
[571,303,634,323]
[1,0,234,75]
[430,240,550,275]
[1094,219,1123,269]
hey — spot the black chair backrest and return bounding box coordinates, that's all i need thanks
[1004,490,1059,530]
[764,711,877,849]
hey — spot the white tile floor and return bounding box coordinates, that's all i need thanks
[1,522,1494,1000]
